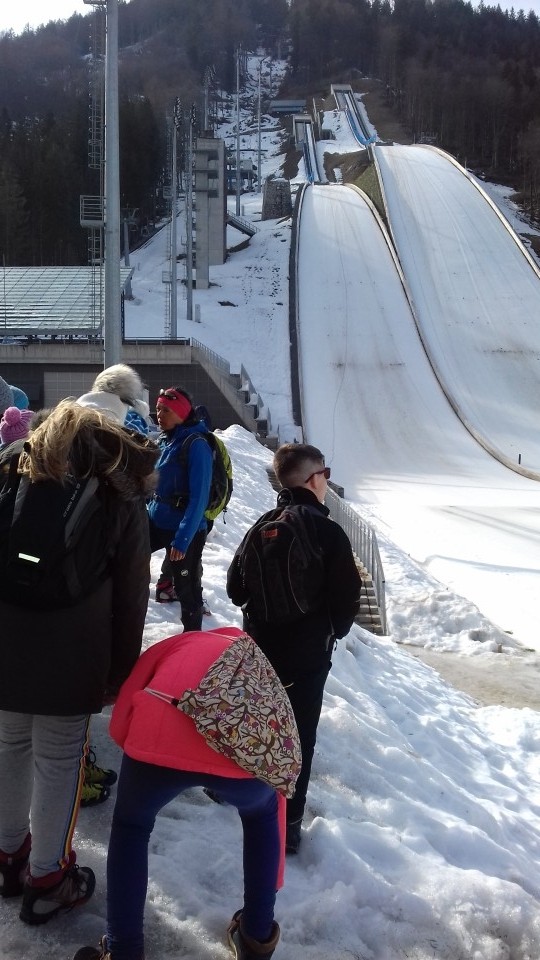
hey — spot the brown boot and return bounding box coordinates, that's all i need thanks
[20,863,95,925]
[72,934,144,960]
[227,909,280,959]
[72,936,110,960]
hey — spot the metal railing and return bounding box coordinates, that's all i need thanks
[191,340,274,437]
[325,485,387,635]
[191,338,232,376]
[226,212,258,237]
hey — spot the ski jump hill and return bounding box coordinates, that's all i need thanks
[296,144,540,489]
[294,144,540,645]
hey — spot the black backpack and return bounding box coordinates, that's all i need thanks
[0,456,109,610]
[235,502,325,624]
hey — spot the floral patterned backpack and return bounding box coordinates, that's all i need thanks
[145,632,301,798]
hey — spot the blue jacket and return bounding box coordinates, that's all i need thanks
[147,420,213,553]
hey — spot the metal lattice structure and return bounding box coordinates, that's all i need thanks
[81,0,107,329]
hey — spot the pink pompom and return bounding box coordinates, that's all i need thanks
[3,407,22,426]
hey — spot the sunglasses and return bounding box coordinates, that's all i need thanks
[304,466,331,483]
[159,389,181,402]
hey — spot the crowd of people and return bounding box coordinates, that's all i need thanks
[0,367,361,960]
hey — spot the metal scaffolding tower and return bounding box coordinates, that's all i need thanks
[80,0,122,366]
[81,0,106,334]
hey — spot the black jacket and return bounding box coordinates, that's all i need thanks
[0,431,158,716]
[226,487,361,685]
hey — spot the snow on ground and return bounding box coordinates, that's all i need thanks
[4,427,540,960]
[3,55,540,960]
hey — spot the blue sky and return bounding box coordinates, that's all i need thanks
[1,0,540,36]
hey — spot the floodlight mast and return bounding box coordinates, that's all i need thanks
[170,98,182,340]
[236,47,241,216]
[185,105,196,325]
[103,0,121,367]
[257,57,271,195]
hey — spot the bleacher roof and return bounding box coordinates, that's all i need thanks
[0,267,134,338]
[269,99,306,114]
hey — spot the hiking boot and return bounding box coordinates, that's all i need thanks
[20,863,96,925]
[203,787,227,805]
[72,936,110,960]
[84,748,118,787]
[72,935,145,960]
[227,910,280,960]
[0,833,31,898]
[285,819,302,855]
[80,782,110,807]
[155,579,176,603]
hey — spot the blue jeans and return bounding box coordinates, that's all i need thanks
[106,755,280,960]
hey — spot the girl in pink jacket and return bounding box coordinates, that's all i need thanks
[73,627,284,960]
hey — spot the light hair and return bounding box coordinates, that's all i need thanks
[273,443,325,489]
[18,400,147,483]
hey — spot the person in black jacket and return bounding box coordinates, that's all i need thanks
[227,443,361,854]
[0,401,158,925]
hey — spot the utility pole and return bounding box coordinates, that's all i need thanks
[257,57,270,195]
[203,66,214,132]
[236,46,241,216]
[170,98,182,339]
[257,60,262,195]
[103,0,121,367]
[186,104,196,324]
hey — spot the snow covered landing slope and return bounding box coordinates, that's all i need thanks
[375,143,540,479]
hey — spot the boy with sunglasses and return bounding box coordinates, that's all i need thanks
[227,443,361,854]
[147,388,213,632]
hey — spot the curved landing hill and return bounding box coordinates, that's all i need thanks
[375,144,540,480]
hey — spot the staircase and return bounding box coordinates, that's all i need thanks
[355,562,386,636]
[226,211,258,238]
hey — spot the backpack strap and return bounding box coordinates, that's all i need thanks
[0,451,21,494]
[170,433,210,506]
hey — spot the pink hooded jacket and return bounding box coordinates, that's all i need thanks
[109,626,286,884]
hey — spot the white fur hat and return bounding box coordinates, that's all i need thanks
[132,397,150,420]
[77,391,129,425]
[91,364,144,407]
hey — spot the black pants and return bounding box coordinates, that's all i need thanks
[283,662,330,824]
[148,521,207,631]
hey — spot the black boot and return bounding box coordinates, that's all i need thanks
[227,910,280,960]
[181,606,203,632]
[285,818,302,855]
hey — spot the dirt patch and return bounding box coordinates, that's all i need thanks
[405,646,540,711]
[352,78,414,145]
[283,147,302,180]
[324,150,367,184]
[522,233,540,257]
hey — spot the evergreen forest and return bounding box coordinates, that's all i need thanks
[1,0,539,266]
